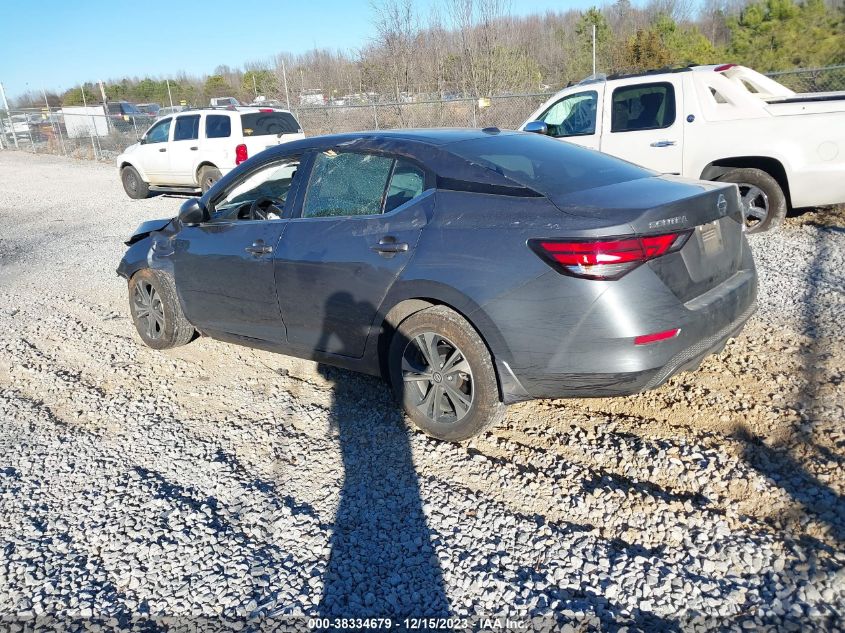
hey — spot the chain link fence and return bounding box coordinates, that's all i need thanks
[1,66,842,160]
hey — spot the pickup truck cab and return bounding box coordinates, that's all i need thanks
[117,107,304,199]
[521,64,845,232]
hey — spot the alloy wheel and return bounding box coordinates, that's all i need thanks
[401,332,474,424]
[738,183,769,232]
[133,281,164,340]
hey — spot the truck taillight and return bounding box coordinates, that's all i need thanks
[235,144,248,165]
[714,63,737,72]
[529,232,691,280]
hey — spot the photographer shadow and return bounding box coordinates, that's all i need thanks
[315,292,450,619]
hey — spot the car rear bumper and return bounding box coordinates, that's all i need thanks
[491,255,757,403]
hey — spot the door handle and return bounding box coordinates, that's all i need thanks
[190,146,198,151]
[158,147,167,152]
[650,140,676,147]
[371,237,409,256]
[245,240,273,256]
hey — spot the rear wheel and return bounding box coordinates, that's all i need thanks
[388,306,505,441]
[121,165,149,199]
[199,166,222,193]
[128,269,195,350]
[717,167,786,234]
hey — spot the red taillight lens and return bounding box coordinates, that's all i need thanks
[259,108,274,112]
[530,231,690,280]
[714,63,736,72]
[235,143,248,165]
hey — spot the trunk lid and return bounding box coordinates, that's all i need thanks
[549,176,746,302]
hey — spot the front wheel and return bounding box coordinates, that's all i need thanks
[128,269,195,350]
[388,305,505,441]
[121,165,149,199]
[717,167,787,234]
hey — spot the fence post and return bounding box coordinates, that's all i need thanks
[80,85,100,160]
[0,82,19,149]
[372,103,379,130]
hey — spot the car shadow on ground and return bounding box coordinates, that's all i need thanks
[314,293,450,619]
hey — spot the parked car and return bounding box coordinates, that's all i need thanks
[106,101,156,134]
[116,107,304,198]
[137,103,161,117]
[521,64,845,233]
[158,105,190,118]
[210,97,241,107]
[117,129,756,441]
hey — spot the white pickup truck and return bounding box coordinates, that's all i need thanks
[521,64,845,232]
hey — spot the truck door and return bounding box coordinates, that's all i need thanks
[599,79,683,174]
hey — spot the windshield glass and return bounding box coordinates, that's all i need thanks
[448,133,652,198]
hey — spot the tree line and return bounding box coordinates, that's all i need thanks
[15,0,845,109]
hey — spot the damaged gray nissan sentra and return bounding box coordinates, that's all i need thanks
[118,129,756,441]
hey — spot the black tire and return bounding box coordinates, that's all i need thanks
[388,305,505,441]
[717,167,787,234]
[199,166,222,194]
[121,165,149,199]
[128,269,195,350]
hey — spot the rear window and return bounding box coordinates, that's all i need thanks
[240,112,300,137]
[448,134,652,198]
[206,115,231,139]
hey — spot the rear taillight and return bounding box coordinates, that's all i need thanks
[259,108,274,112]
[530,231,691,280]
[235,143,248,165]
[714,63,737,72]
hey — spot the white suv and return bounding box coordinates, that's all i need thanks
[116,107,305,199]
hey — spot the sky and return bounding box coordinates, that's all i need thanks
[0,0,615,101]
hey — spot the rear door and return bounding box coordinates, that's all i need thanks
[599,79,684,174]
[275,149,430,357]
[530,87,603,151]
[168,114,201,185]
[201,113,236,174]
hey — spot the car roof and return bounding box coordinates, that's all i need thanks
[299,128,519,147]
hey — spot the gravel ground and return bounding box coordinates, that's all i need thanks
[0,152,843,631]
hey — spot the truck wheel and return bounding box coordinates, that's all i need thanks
[121,166,149,199]
[388,305,505,442]
[199,166,222,193]
[717,168,786,234]
[128,269,195,350]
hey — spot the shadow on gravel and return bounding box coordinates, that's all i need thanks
[735,221,845,545]
[315,293,450,619]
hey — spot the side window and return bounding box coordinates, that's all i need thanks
[385,160,426,212]
[213,156,302,220]
[206,115,231,139]
[173,115,200,141]
[611,82,676,133]
[536,91,598,137]
[145,118,171,144]
[302,151,394,218]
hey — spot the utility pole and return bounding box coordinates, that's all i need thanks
[166,79,174,108]
[252,73,258,98]
[0,82,19,149]
[592,24,597,77]
[281,58,291,110]
[80,84,100,159]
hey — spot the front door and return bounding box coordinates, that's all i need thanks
[599,79,684,174]
[275,150,430,357]
[531,87,603,151]
[167,155,304,342]
[137,117,172,183]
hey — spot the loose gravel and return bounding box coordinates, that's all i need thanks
[0,152,843,631]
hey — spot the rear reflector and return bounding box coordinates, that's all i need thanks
[235,143,248,165]
[635,328,680,345]
[529,231,691,280]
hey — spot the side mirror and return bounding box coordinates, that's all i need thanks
[178,198,208,225]
[523,120,549,135]
[139,137,147,145]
